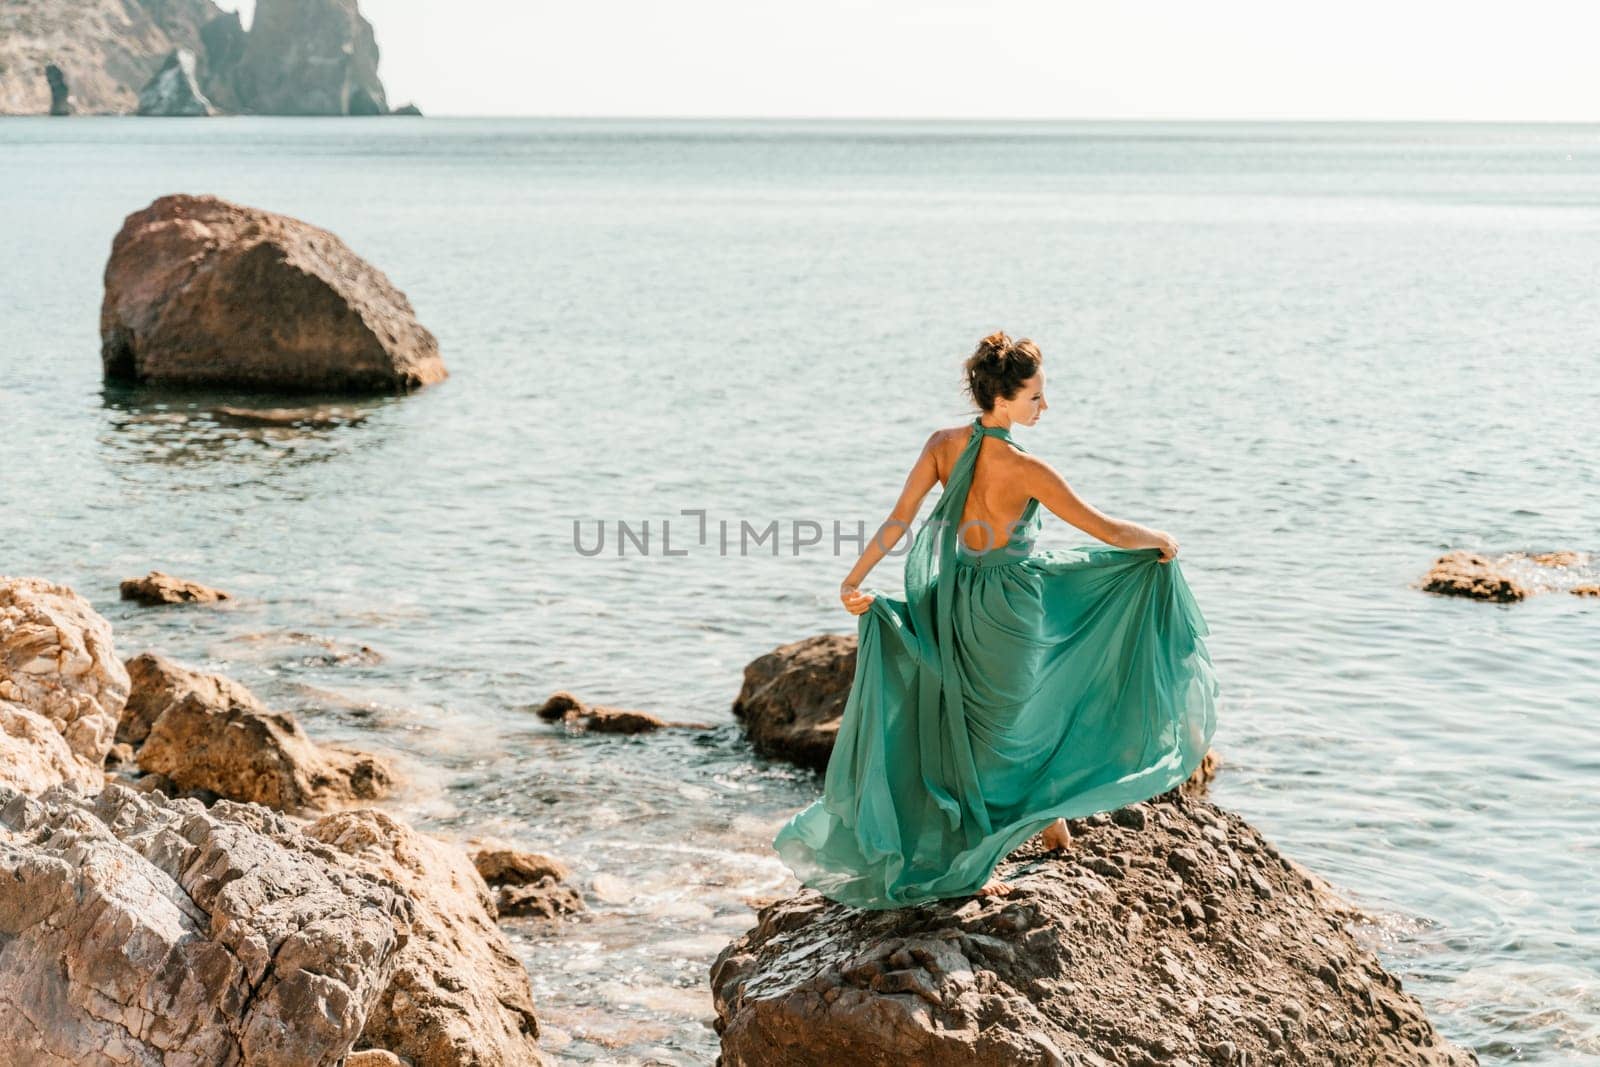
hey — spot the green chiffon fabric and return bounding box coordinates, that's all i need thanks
[773,416,1220,910]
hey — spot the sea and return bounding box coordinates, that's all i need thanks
[1,117,1597,1064]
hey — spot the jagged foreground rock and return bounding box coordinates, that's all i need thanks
[308,811,550,1065]
[0,781,411,1065]
[101,194,446,393]
[711,793,1477,1066]
[0,576,126,792]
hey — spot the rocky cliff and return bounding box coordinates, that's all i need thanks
[0,0,394,115]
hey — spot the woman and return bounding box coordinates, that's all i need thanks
[773,330,1219,907]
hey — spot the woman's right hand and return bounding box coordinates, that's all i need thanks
[1153,531,1179,563]
[840,584,876,615]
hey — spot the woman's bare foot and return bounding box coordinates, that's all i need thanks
[976,876,1013,898]
[1036,818,1072,852]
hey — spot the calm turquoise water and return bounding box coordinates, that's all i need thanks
[2,118,1598,1064]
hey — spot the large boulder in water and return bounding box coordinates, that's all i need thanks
[100,193,445,392]
[0,781,411,1065]
[230,0,387,115]
[711,793,1478,1066]
[732,633,855,771]
[136,47,214,115]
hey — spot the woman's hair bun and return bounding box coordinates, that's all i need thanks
[962,330,1042,413]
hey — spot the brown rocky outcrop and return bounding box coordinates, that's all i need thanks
[1421,549,1595,602]
[711,792,1477,1067]
[307,810,550,1066]
[1421,550,1529,602]
[732,633,855,770]
[0,576,127,781]
[123,651,396,813]
[101,194,446,393]
[536,689,712,734]
[0,781,412,1065]
[120,568,232,605]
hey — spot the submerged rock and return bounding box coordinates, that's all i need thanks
[0,576,127,778]
[136,48,213,115]
[711,792,1477,1066]
[101,193,445,393]
[473,846,585,920]
[306,810,550,1066]
[0,781,410,1065]
[731,633,854,770]
[1421,550,1529,602]
[120,568,232,605]
[1420,549,1594,603]
[124,651,397,813]
[536,689,712,733]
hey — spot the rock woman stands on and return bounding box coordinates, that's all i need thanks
[773,330,1220,905]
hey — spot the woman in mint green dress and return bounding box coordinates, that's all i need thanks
[773,330,1219,908]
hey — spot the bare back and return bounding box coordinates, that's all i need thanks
[932,425,1035,551]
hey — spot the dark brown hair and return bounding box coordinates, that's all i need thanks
[962,330,1042,413]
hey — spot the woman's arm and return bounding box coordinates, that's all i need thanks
[1020,454,1177,559]
[840,431,941,605]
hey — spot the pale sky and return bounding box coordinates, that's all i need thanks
[229,1,1600,120]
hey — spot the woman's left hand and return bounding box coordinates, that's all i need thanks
[840,583,876,616]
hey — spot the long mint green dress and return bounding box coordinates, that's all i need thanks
[773,416,1220,909]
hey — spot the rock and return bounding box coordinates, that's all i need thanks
[347,1052,406,1067]
[1574,584,1600,598]
[390,102,423,116]
[305,809,549,1066]
[535,689,711,733]
[198,11,248,109]
[473,847,584,921]
[120,650,258,745]
[124,651,396,813]
[0,576,127,771]
[0,780,410,1065]
[731,633,856,770]
[735,633,1222,792]
[136,47,213,115]
[232,0,388,116]
[45,63,72,114]
[1421,550,1528,602]
[101,193,445,392]
[136,687,397,814]
[474,847,571,886]
[0,700,103,795]
[215,403,370,427]
[710,793,1478,1067]
[119,569,232,605]
[0,0,225,115]
[496,881,585,921]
